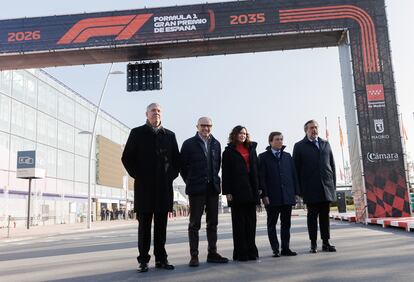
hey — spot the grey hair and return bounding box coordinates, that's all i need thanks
[197,117,212,125]
[304,120,318,132]
[146,103,161,112]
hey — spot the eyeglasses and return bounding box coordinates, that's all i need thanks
[199,124,212,128]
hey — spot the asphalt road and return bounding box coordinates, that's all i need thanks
[1,213,414,282]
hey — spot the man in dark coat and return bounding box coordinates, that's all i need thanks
[122,103,180,272]
[292,120,337,253]
[180,117,228,267]
[259,132,299,257]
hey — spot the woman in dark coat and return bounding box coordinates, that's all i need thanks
[222,125,260,261]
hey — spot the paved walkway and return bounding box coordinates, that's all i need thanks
[1,213,414,282]
[0,210,306,242]
[0,219,137,242]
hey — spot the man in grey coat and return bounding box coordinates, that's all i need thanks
[292,120,337,253]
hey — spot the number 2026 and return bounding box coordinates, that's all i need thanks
[8,31,41,42]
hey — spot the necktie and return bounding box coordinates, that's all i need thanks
[312,139,319,149]
[275,151,280,159]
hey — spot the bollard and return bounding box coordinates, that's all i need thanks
[7,215,11,238]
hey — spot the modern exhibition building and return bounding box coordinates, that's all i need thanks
[0,69,135,227]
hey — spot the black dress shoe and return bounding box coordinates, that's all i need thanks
[155,261,175,270]
[137,263,148,273]
[281,249,297,256]
[189,256,199,267]
[310,244,318,254]
[322,244,336,252]
[207,253,229,263]
[272,252,280,257]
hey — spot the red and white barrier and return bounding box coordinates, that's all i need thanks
[330,212,414,232]
[365,216,414,232]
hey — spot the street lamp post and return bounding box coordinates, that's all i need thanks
[79,63,124,229]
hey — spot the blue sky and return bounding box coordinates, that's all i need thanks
[2,0,413,183]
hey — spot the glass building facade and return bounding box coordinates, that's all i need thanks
[0,69,132,227]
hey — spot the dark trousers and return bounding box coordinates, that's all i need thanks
[137,212,168,264]
[266,205,292,253]
[188,192,219,257]
[307,202,330,242]
[231,204,258,260]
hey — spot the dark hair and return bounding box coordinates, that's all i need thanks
[268,132,283,144]
[304,120,318,132]
[228,125,251,148]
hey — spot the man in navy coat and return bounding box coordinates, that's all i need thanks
[293,120,337,253]
[180,117,229,267]
[259,132,299,257]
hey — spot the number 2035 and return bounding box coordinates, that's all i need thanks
[8,31,41,42]
[230,13,266,25]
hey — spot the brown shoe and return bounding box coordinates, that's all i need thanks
[189,256,199,267]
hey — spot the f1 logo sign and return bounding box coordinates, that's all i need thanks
[57,14,153,45]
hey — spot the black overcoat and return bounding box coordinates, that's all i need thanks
[292,136,336,204]
[121,124,180,213]
[222,142,260,205]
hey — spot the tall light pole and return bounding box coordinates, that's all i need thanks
[79,63,124,229]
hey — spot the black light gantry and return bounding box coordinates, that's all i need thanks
[127,62,162,92]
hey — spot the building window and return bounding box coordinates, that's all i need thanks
[75,155,88,183]
[57,121,74,153]
[10,100,36,141]
[0,71,11,96]
[58,95,75,125]
[11,100,24,137]
[0,94,11,132]
[75,132,89,157]
[38,112,58,147]
[57,150,74,181]
[36,143,57,178]
[75,104,90,132]
[12,71,25,102]
[38,81,57,117]
[25,74,38,107]
[24,106,36,141]
[0,131,10,170]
